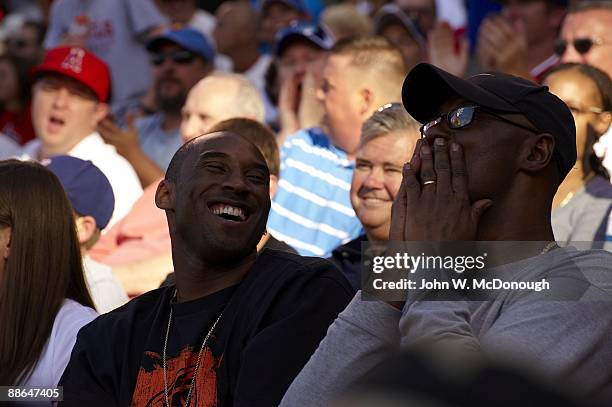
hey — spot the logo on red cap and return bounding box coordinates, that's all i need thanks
[60,48,86,74]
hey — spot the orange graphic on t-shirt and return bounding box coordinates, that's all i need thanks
[131,346,222,406]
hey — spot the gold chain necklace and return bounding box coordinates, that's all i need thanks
[163,290,224,407]
[540,241,558,255]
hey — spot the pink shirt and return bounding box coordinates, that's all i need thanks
[90,180,171,266]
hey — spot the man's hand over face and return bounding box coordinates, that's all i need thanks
[389,138,493,242]
[476,16,530,78]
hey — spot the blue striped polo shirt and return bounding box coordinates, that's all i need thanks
[267,128,364,257]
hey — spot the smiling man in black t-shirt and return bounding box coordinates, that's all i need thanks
[59,131,354,406]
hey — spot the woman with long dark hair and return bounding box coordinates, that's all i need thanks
[545,63,612,247]
[0,160,97,386]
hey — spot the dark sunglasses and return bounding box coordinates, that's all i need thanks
[150,50,196,66]
[554,38,604,56]
[8,38,34,49]
[420,105,538,138]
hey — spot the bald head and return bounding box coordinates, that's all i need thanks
[180,72,265,143]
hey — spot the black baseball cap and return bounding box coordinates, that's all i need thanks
[401,63,576,180]
[496,0,568,7]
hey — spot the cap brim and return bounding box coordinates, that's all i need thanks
[402,63,519,123]
[275,33,328,57]
[30,65,105,102]
[147,33,212,62]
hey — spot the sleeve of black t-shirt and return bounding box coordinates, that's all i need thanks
[232,258,355,407]
[58,317,121,406]
[58,289,168,406]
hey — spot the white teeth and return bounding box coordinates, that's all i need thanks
[211,204,246,221]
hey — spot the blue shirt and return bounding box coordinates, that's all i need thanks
[136,113,181,171]
[267,128,363,257]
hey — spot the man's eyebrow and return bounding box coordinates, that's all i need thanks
[197,151,230,161]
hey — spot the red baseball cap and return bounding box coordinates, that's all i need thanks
[32,46,111,103]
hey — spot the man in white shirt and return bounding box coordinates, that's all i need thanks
[21,46,142,227]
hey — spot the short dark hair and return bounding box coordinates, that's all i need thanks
[165,138,199,184]
[165,123,276,184]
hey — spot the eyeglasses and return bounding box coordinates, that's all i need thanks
[419,105,539,138]
[554,38,606,56]
[150,50,197,66]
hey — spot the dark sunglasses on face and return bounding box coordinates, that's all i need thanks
[419,105,539,138]
[554,38,604,56]
[150,50,197,66]
[8,38,34,49]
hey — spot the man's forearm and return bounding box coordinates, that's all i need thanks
[280,292,401,407]
[123,148,164,188]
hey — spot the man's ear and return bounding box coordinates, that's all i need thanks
[269,175,279,200]
[75,216,97,245]
[93,102,110,125]
[359,88,374,117]
[155,179,175,211]
[519,133,555,172]
[592,111,611,136]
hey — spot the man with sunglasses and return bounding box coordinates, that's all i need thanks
[280,63,612,406]
[98,27,214,188]
[558,1,612,177]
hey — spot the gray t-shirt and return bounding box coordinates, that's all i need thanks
[44,0,167,121]
[135,113,181,170]
[552,176,612,251]
[280,247,612,405]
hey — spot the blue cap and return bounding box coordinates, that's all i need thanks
[374,4,426,47]
[147,27,216,63]
[260,0,307,14]
[44,155,115,230]
[274,22,334,57]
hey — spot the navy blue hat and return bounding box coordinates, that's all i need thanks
[260,0,307,14]
[274,22,334,57]
[44,155,115,230]
[147,27,215,63]
[374,4,426,47]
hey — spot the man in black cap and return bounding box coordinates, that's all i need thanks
[280,63,612,406]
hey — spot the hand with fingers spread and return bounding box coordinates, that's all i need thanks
[476,16,531,79]
[428,22,469,78]
[390,137,493,242]
[97,115,141,160]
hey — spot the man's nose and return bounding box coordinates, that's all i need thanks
[222,171,248,192]
[52,87,70,108]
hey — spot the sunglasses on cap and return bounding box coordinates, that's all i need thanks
[420,105,539,138]
[150,50,197,66]
[554,38,606,56]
